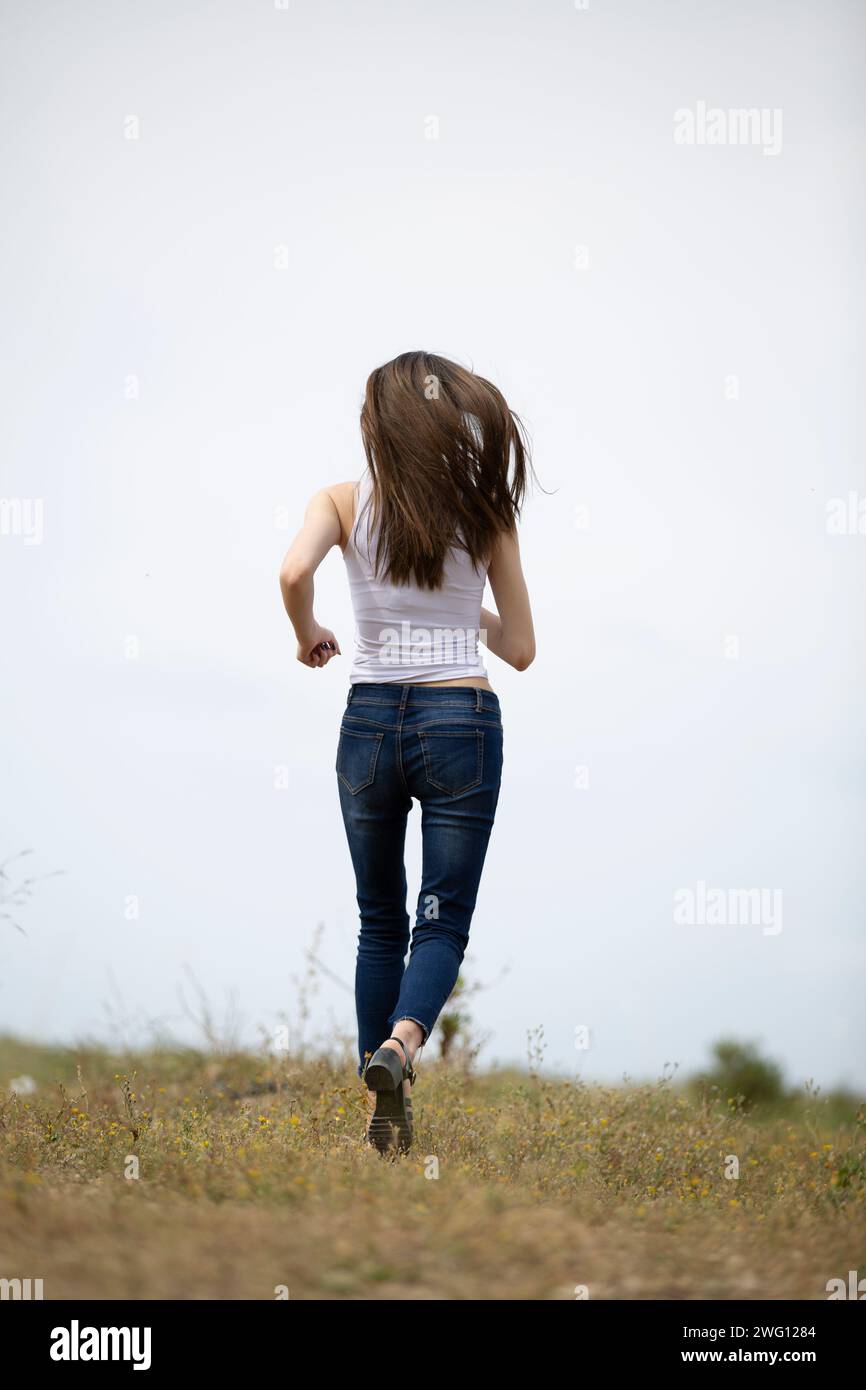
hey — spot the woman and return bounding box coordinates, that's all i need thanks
[279,351,535,1153]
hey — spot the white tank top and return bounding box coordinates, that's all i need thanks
[343,473,489,685]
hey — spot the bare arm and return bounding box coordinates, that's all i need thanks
[481,528,536,672]
[279,488,344,668]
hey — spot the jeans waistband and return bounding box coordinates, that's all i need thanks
[346,683,500,714]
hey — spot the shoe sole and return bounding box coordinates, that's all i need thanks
[365,1062,413,1154]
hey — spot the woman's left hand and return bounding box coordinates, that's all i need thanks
[297,625,341,668]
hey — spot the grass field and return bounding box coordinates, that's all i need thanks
[1,1035,864,1300]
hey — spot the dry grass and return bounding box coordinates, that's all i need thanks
[1,1037,864,1300]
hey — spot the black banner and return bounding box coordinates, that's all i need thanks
[4,1298,861,1373]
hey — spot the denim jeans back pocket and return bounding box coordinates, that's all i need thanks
[418,729,484,797]
[336,727,384,794]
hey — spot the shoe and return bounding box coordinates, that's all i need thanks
[364,1036,415,1154]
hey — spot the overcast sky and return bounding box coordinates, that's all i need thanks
[1,0,864,1089]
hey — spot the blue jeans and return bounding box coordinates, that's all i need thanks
[336,683,504,1073]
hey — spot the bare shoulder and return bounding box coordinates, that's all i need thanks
[323,480,357,507]
[487,524,522,573]
[321,481,358,548]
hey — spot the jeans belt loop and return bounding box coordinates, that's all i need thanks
[476,688,482,711]
[347,687,354,704]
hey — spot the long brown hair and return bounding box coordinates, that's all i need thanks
[359,351,530,590]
